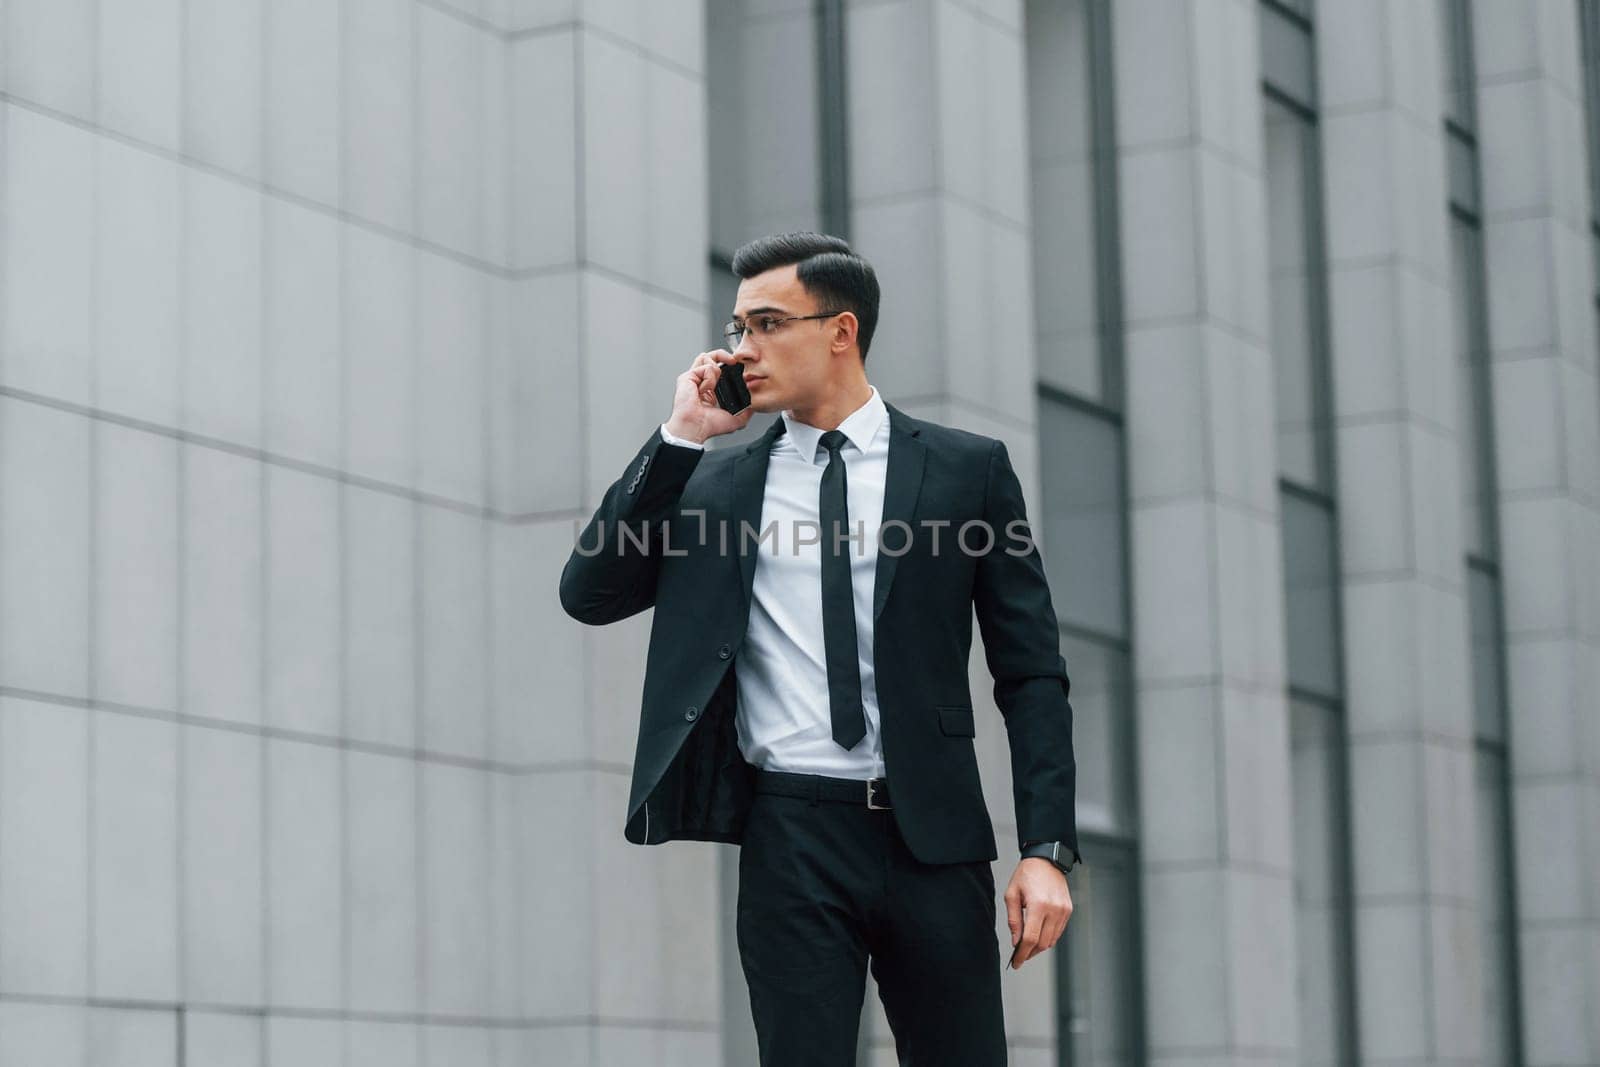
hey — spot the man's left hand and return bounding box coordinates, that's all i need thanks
[1004,858,1073,970]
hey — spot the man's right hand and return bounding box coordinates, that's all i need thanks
[662,351,756,445]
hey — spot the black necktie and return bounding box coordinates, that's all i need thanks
[818,429,866,750]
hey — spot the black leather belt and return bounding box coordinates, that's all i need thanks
[755,768,892,809]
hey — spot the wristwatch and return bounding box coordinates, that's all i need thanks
[1020,840,1078,876]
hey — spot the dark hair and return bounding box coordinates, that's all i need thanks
[730,231,881,362]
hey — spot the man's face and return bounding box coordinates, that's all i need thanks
[729,264,850,413]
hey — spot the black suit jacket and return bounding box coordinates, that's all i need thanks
[557,400,1080,866]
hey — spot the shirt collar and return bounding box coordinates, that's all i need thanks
[781,384,887,463]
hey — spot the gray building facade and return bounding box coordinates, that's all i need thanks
[0,0,1596,1065]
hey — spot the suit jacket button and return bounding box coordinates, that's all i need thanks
[717,644,731,659]
[684,705,699,721]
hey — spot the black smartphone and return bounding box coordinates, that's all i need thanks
[713,360,752,414]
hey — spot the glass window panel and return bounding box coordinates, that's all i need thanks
[1475,747,1519,1067]
[1057,633,1133,836]
[1025,0,1093,174]
[706,0,824,256]
[711,262,739,345]
[1290,698,1353,1067]
[1059,840,1138,1067]
[1450,218,1494,559]
[1040,398,1127,639]
[1264,97,1323,489]
[1592,228,1600,422]
[1438,0,1475,131]
[1027,0,1107,403]
[1282,494,1341,699]
[1448,132,1480,215]
[1583,1,1600,222]
[1260,4,1316,107]
[1591,228,1600,297]
[1468,564,1506,744]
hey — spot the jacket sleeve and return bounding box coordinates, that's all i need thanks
[557,426,705,626]
[971,438,1082,866]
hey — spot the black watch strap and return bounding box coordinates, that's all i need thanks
[1020,840,1077,874]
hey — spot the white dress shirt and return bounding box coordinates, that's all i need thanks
[657,385,889,780]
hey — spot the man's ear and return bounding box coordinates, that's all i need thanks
[831,311,859,354]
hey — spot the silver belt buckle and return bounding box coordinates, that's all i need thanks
[866,778,890,810]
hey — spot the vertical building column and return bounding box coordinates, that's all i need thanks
[841,0,1047,1051]
[512,4,722,1063]
[1111,1,1301,1063]
[1317,2,1485,1064]
[1471,5,1600,1064]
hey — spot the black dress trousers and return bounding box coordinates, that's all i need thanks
[736,777,1008,1066]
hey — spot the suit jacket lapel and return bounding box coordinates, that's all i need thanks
[873,401,925,622]
[728,401,925,624]
[731,416,787,615]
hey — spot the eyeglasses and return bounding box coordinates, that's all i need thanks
[722,311,839,348]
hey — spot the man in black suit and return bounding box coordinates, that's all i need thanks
[559,232,1079,1066]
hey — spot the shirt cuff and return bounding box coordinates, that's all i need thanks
[658,422,705,450]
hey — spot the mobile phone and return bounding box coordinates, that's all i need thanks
[713,360,752,414]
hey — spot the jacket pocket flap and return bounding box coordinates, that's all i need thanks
[936,705,976,737]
